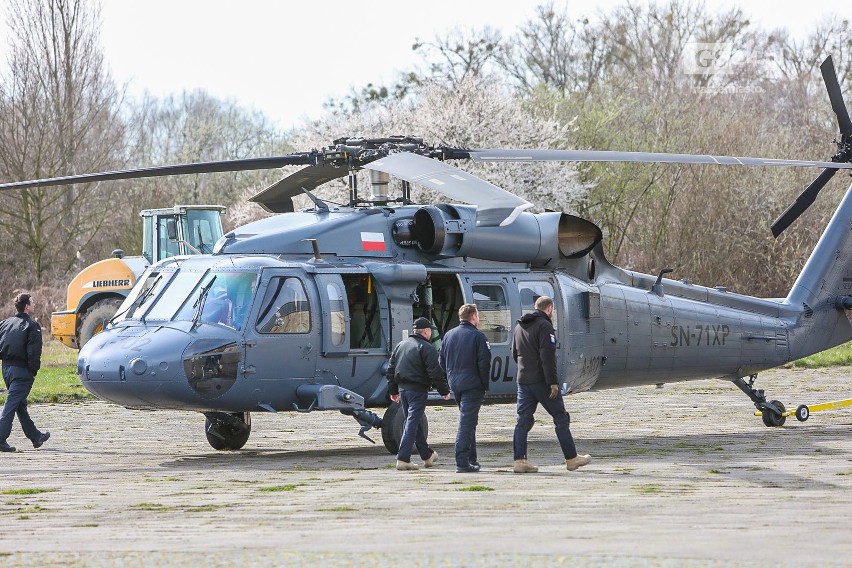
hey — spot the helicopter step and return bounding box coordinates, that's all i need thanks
[293,384,365,413]
[752,397,852,422]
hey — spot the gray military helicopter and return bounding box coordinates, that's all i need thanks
[3,56,852,452]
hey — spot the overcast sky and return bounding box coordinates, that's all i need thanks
[0,0,848,130]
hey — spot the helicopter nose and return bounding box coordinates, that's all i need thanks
[78,325,195,408]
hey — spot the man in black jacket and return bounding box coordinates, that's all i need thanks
[386,317,450,471]
[439,304,491,473]
[0,293,50,452]
[511,295,589,473]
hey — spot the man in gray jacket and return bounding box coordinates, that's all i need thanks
[0,293,50,452]
[511,295,589,473]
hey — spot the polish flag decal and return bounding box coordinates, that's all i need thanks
[361,231,386,251]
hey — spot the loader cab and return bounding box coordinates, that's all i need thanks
[141,205,226,263]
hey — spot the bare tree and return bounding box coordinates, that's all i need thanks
[104,89,291,258]
[0,0,125,283]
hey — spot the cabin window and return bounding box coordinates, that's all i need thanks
[518,281,558,330]
[342,274,381,349]
[326,281,346,347]
[472,284,511,344]
[256,277,311,334]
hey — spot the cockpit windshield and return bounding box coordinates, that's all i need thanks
[173,271,258,330]
[111,268,258,330]
[112,269,176,324]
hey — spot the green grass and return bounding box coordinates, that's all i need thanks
[1,488,57,495]
[41,339,79,367]
[0,340,91,404]
[259,484,298,492]
[0,365,94,404]
[456,485,494,492]
[184,504,219,513]
[792,342,852,368]
[130,502,171,512]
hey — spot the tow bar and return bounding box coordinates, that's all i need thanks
[754,397,852,422]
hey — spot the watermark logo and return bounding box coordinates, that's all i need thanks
[682,42,734,76]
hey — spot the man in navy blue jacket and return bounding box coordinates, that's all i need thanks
[0,293,50,453]
[439,304,491,473]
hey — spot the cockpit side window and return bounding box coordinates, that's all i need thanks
[256,277,311,334]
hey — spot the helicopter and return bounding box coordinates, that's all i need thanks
[2,56,852,453]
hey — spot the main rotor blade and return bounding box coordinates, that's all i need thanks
[822,56,852,136]
[364,153,532,227]
[0,154,318,191]
[249,163,348,213]
[467,148,852,169]
[770,168,838,237]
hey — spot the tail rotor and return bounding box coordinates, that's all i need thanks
[771,56,852,238]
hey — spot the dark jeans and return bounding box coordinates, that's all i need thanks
[513,381,577,460]
[397,389,433,463]
[0,365,41,443]
[453,386,484,467]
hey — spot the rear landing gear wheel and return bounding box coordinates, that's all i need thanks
[761,400,786,427]
[380,402,429,455]
[795,404,810,422]
[204,411,251,450]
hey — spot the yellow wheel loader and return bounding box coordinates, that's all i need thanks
[52,205,225,348]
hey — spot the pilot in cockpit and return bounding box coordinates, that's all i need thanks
[203,285,233,327]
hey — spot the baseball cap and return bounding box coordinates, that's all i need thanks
[413,317,432,329]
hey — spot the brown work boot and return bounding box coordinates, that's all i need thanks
[513,459,539,473]
[565,454,592,471]
[396,460,420,471]
[424,451,438,468]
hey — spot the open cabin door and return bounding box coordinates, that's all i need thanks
[313,270,392,405]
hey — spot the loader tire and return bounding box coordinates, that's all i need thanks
[78,299,122,348]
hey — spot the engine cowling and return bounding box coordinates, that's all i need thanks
[393,205,602,266]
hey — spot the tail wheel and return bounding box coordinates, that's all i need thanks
[795,404,810,422]
[380,402,429,455]
[78,299,122,348]
[761,400,787,427]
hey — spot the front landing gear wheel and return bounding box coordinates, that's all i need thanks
[796,404,810,422]
[204,411,251,450]
[761,400,786,427]
[380,402,429,455]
